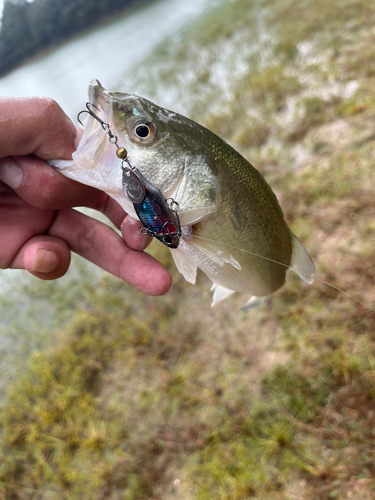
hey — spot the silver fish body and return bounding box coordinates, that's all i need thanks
[52,80,315,307]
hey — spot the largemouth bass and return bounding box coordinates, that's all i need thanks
[52,80,315,308]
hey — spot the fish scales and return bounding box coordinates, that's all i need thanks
[192,133,292,296]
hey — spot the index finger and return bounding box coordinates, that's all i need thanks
[48,208,172,296]
[0,97,77,160]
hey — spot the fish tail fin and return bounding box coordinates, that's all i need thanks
[290,234,315,284]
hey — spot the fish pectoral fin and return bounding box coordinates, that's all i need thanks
[211,283,235,307]
[190,238,241,270]
[178,208,217,227]
[170,247,197,284]
[241,295,268,311]
[290,234,315,284]
[169,154,220,226]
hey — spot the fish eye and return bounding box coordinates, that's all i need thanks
[135,124,150,138]
[130,118,156,143]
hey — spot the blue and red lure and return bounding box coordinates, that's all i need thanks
[121,164,182,249]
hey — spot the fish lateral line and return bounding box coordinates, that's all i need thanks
[189,233,375,314]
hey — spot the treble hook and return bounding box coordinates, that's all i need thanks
[77,102,120,147]
[77,102,105,127]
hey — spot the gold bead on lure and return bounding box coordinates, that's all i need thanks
[116,147,128,159]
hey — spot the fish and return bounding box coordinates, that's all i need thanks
[51,79,315,308]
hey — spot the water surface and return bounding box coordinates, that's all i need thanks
[0,0,214,118]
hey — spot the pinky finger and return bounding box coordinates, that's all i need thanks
[10,235,71,280]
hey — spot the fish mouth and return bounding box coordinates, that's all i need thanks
[74,79,116,165]
[87,79,112,124]
[85,80,135,144]
[68,80,117,173]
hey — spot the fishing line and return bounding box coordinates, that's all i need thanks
[189,233,375,314]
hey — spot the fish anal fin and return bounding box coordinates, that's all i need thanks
[290,234,315,285]
[211,283,235,307]
[170,247,197,284]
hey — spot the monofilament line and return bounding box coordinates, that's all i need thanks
[190,234,375,314]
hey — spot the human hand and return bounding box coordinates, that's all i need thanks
[0,97,171,295]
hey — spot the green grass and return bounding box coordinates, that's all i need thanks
[1,0,375,497]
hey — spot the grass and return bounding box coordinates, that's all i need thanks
[1,0,375,498]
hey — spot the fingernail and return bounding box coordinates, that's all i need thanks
[30,249,59,273]
[0,162,23,189]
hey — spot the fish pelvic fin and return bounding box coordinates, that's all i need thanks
[290,234,315,284]
[170,247,197,284]
[210,284,268,310]
[241,295,268,311]
[211,283,235,307]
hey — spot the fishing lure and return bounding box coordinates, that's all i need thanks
[78,103,182,249]
[122,164,181,248]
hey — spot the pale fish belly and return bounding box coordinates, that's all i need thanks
[176,228,290,297]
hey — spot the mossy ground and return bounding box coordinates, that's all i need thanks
[1,0,375,498]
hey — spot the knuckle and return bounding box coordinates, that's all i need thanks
[77,219,98,255]
[38,98,66,133]
[32,97,76,159]
[31,183,57,209]
[38,97,61,116]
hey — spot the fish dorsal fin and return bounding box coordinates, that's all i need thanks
[290,234,315,284]
[170,247,197,284]
[211,283,235,306]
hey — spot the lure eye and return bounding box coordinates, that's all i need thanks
[130,118,156,143]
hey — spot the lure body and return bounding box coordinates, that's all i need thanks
[122,166,181,248]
